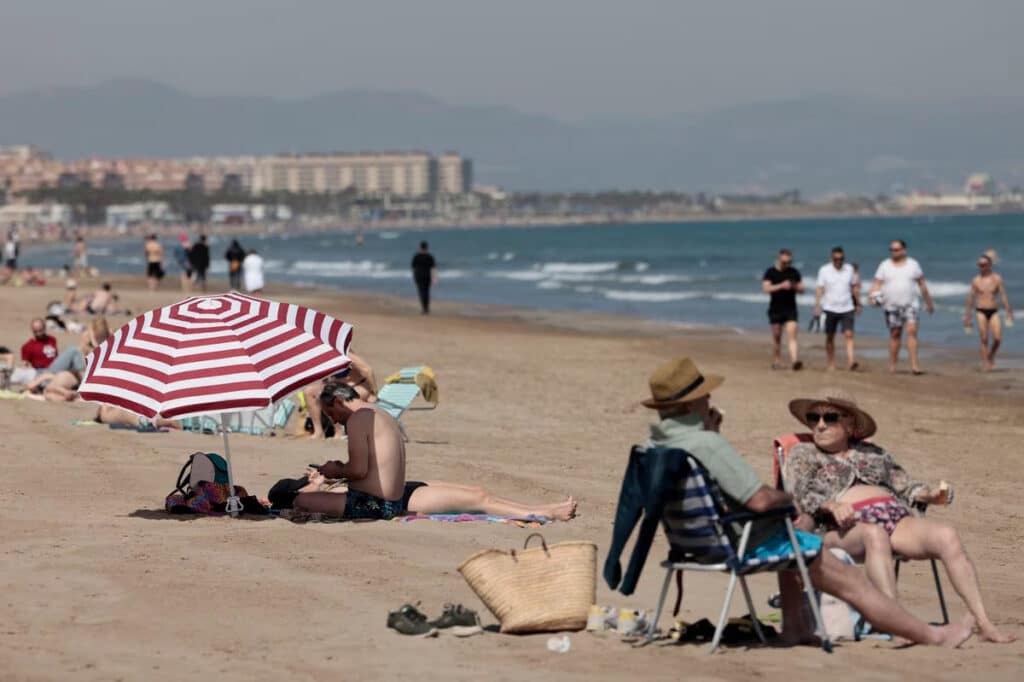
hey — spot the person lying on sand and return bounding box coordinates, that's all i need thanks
[293,381,577,521]
[24,318,111,402]
[92,404,182,430]
[783,390,1016,643]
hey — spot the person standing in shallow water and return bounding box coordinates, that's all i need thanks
[411,241,437,314]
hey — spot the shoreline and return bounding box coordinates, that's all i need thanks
[14,206,1024,246]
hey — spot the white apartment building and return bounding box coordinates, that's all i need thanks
[250,152,448,197]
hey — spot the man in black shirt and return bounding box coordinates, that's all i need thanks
[189,235,211,292]
[761,248,804,370]
[410,241,436,314]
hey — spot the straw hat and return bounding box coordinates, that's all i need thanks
[641,357,723,409]
[788,389,877,439]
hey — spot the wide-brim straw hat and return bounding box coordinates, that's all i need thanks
[788,390,877,440]
[642,357,724,409]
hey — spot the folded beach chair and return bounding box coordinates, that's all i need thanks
[181,397,297,437]
[773,433,950,625]
[646,448,831,653]
[376,366,439,441]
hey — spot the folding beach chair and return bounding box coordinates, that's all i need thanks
[376,366,438,441]
[647,448,831,653]
[180,397,297,437]
[773,433,950,625]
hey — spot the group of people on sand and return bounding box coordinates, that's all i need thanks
[626,356,1013,646]
[764,240,1013,373]
[2,316,111,401]
[143,233,264,294]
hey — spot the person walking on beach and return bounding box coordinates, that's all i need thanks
[173,233,193,293]
[143,234,164,291]
[71,235,88,278]
[225,239,245,290]
[869,239,935,375]
[242,249,264,293]
[814,246,862,371]
[762,249,804,370]
[4,231,19,269]
[963,252,1014,371]
[411,241,437,314]
[189,235,211,293]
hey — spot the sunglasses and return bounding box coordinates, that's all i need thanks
[889,247,904,252]
[779,260,793,267]
[806,411,844,425]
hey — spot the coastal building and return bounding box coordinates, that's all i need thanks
[2,146,473,199]
[249,152,440,197]
[0,202,71,229]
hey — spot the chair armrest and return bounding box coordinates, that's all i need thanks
[720,505,797,524]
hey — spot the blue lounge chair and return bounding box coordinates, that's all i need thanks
[376,366,438,441]
[181,397,297,436]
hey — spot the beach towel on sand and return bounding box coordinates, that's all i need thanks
[393,513,548,528]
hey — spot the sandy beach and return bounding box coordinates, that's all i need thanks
[2,274,1022,681]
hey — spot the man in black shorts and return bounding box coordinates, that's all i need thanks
[762,249,804,370]
[292,382,576,521]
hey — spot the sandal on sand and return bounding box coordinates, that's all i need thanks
[792,361,804,371]
[387,604,438,637]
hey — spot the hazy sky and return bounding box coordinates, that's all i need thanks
[4,0,1022,120]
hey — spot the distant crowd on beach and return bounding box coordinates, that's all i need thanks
[140,232,264,294]
[761,239,1013,373]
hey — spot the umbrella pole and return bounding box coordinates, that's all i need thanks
[220,413,243,517]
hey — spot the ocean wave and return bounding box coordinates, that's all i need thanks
[291,260,387,273]
[536,280,563,290]
[618,274,693,285]
[539,261,619,274]
[603,290,702,302]
[927,281,971,298]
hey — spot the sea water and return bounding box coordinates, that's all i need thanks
[21,213,1024,354]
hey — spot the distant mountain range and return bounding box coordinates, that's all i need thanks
[2,79,1023,194]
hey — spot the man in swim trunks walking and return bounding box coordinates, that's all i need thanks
[869,239,935,374]
[963,253,1014,371]
[294,382,576,521]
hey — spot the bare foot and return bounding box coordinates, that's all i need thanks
[978,623,1017,643]
[547,496,577,521]
[935,615,975,648]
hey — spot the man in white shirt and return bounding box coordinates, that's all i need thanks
[869,239,935,374]
[814,246,861,371]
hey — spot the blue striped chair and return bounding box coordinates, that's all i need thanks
[376,366,438,441]
[648,454,831,653]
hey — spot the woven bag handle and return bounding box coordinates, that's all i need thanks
[522,533,549,553]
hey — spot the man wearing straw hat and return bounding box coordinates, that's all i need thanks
[639,357,973,646]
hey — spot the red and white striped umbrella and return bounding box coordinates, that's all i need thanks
[79,292,353,419]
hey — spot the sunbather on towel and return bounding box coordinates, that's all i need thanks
[783,390,1015,643]
[302,350,377,439]
[293,381,577,521]
[93,404,182,430]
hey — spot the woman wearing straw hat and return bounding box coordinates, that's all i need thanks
[783,391,1016,643]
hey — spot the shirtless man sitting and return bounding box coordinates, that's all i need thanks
[964,253,1014,371]
[293,381,577,521]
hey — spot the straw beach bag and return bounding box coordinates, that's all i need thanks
[457,533,597,634]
